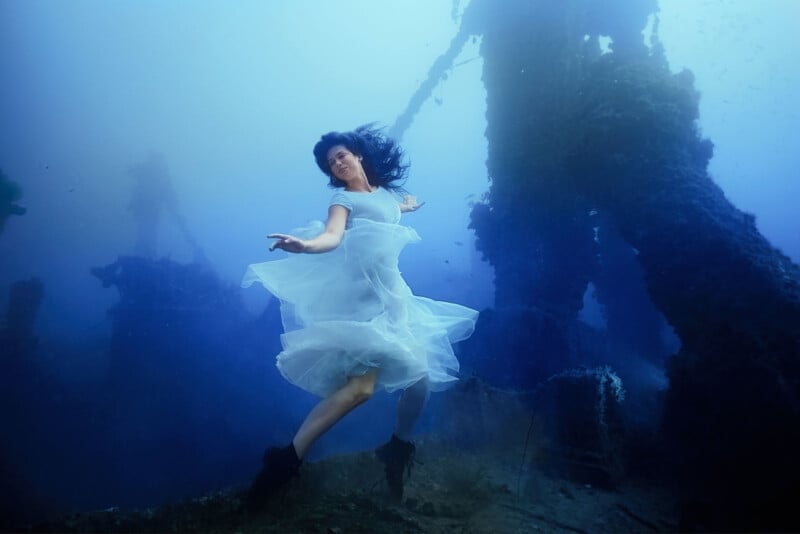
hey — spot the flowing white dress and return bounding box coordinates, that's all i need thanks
[242,187,478,398]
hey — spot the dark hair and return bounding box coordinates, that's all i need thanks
[313,124,408,191]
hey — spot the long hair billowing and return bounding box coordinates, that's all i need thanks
[313,124,409,191]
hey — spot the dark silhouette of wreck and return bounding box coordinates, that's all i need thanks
[392,0,800,530]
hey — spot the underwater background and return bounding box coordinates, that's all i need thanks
[1,0,798,531]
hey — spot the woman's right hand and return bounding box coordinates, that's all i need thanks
[268,233,307,253]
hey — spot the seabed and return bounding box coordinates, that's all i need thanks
[31,437,677,533]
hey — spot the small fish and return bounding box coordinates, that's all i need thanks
[454,241,463,246]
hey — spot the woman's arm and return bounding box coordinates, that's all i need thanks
[268,205,349,254]
[399,195,425,213]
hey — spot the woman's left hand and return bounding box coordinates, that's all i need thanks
[400,195,426,213]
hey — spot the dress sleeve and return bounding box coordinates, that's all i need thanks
[329,191,353,211]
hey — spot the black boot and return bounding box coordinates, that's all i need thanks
[375,434,416,501]
[246,443,302,511]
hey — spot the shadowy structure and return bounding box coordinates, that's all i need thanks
[464,0,665,389]
[128,153,206,262]
[395,0,800,529]
[568,51,800,530]
[0,168,26,234]
[0,278,44,360]
[0,278,52,529]
[391,0,668,390]
[90,256,286,507]
[0,254,290,529]
[448,0,800,529]
[128,153,176,258]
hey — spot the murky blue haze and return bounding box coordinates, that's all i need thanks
[0,0,797,526]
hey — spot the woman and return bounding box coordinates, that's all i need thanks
[241,125,477,507]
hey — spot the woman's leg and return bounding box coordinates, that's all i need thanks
[248,370,379,509]
[292,368,379,459]
[375,377,429,500]
[394,376,429,440]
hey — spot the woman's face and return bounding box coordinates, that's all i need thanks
[326,145,363,182]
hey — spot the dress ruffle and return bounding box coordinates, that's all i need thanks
[242,218,477,398]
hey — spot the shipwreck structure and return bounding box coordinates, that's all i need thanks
[393,0,800,529]
[0,168,26,235]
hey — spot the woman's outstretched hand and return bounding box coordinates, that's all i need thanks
[400,195,426,213]
[268,233,307,253]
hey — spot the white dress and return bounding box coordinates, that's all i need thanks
[242,187,478,398]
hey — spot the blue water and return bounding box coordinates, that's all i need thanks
[0,0,797,527]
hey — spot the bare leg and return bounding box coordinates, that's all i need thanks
[394,376,429,441]
[292,369,379,459]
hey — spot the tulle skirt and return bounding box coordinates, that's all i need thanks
[241,218,478,398]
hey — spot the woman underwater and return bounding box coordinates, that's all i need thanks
[241,125,478,508]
